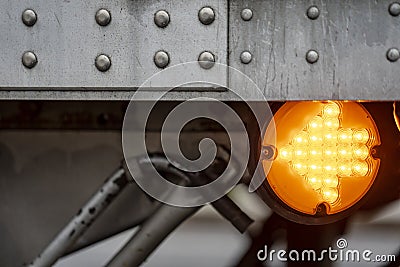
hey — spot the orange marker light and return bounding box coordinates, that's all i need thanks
[263,101,380,215]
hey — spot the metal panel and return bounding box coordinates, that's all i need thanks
[0,0,227,89]
[1,0,400,100]
[229,0,400,100]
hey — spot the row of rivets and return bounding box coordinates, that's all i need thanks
[22,8,113,27]
[21,4,399,71]
[240,8,253,64]
[304,5,322,64]
[21,9,38,68]
[153,51,216,69]
[21,3,399,28]
[22,51,112,71]
[94,10,112,71]
[21,8,37,68]
[305,48,399,65]
[154,7,215,28]
[95,8,112,71]
[305,50,399,64]
[21,51,216,71]
[304,50,399,65]
[305,3,400,19]
[388,3,400,61]
[240,8,252,64]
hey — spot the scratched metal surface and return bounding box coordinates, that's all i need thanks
[0,0,227,90]
[0,0,399,100]
[230,0,400,100]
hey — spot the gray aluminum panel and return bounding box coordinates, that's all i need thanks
[0,0,227,89]
[229,0,400,100]
[0,0,400,100]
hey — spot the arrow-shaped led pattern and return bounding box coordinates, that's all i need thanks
[278,103,371,204]
[263,101,380,215]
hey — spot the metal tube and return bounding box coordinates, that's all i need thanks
[137,155,253,233]
[211,196,253,233]
[107,154,251,266]
[106,204,199,267]
[29,167,128,267]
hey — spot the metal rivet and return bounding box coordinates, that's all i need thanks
[240,51,252,64]
[389,2,400,16]
[154,50,170,68]
[95,9,111,26]
[154,10,170,28]
[198,7,215,25]
[306,50,319,64]
[241,8,253,21]
[307,6,320,20]
[198,51,215,69]
[95,54,111,72]
[387,48,400,62]
[22,51,38,69]
[22,9,37,26]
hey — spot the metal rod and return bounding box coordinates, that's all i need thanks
[106,156,199,267]
[189,171,254,233]
[138,155,254,233]
[106,154,252,266]
[211,196,253,233]
[106,204,199,267]
[29,167,128,267]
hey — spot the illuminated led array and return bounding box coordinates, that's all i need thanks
[278,102,373,204]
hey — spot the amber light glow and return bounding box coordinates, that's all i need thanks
[263,101,380,215]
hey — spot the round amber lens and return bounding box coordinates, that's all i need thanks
[263,101,380,215]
